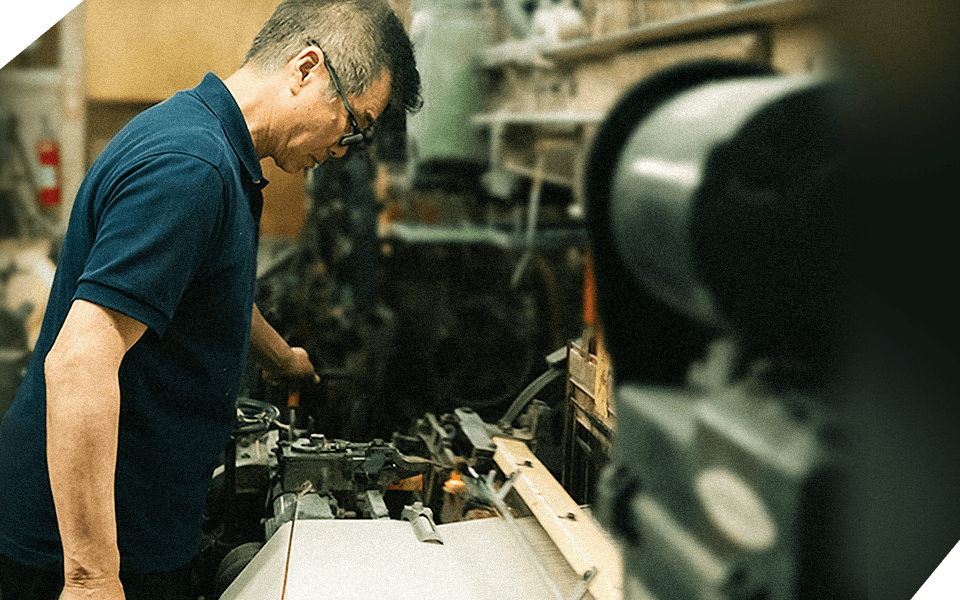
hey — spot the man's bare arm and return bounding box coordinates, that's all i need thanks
[46,299,147,599]
[249,303,319,384]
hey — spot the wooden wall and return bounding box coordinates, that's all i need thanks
[85,0,308,238]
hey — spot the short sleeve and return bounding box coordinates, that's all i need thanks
[76,153,226,336]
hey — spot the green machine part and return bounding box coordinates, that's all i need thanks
[406,0,492,164]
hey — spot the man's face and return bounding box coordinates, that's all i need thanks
[275,61,391,173]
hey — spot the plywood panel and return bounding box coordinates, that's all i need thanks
[85,0,281,101]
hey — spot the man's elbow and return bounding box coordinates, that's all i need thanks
[44,335,86,387]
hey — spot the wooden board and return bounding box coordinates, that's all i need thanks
[544,0,818,62]
[593,330,613,420]
[494,437,623,600]
[568,335,615,424]
[85,0,281,101]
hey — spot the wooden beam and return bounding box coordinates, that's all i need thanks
[542,0,820,62]
[493,437,623,600]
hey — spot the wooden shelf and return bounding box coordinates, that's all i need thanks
[504,160,575,188]
[386,221,587,249]
[472,109,606,128]
[470,111,601,189]
[543,0,820,62]
[470,0,824,194]
[480,0,819,68]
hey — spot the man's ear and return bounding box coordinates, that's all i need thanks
[288,46,325,95]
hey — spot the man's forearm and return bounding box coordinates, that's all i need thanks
[45,300,145,597]
[249,303,296,374]
[46,358,123,589]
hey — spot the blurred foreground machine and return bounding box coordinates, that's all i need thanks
[586,61,850,600]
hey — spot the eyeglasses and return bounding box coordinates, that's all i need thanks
[309,40,372,147]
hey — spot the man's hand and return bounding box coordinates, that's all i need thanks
[261,346,320,387]
[249,305,320,389]
[59,576,125,600]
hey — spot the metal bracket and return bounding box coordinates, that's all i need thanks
[363,489,391,520]
[401,501,444,544]
[480,467,517,504]
[566,566,597,600]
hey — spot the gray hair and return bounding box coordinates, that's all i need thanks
[243,0,422,115]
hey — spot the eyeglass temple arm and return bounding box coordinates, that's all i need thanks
[310,40,360,123]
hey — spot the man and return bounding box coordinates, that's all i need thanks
[0,0,422,598]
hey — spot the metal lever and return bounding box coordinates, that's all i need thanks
[401,501,443,544]
[287,389,300,441]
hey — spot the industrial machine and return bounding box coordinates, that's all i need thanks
[199,391,619,600]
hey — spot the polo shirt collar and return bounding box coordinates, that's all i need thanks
[194,72,267,188]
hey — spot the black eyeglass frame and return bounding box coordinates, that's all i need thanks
[309,40,371,147]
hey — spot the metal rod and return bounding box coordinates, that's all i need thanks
[511,153,545,288]
[472,468,569,600]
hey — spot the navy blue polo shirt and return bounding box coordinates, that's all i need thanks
[0,73,266,573]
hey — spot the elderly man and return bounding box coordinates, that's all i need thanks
[0,0,421,598]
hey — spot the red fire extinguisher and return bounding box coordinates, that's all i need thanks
[36,117,61,208]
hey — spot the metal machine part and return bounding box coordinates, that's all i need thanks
[206,390,574,594]
[405,397,556,521]
[585,60,842,383]
[584,61,850,599]
[276,435,424,492]
[219,515,595,600]
[218,433,612,600]
[597,375,845,600]
[269,434,429,527]
[199,405,434,598]
[606,73,835,329]
[401,501,443,544]
[264,489,336,540]
[210,400,607,600]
